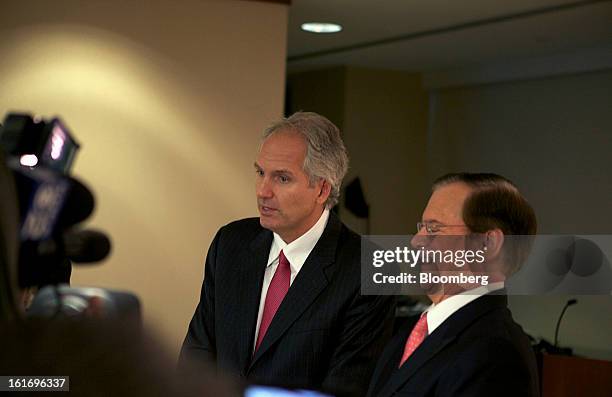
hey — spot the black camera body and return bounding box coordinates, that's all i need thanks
[0,113,138,322]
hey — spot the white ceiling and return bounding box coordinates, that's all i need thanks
[287,0,612,73]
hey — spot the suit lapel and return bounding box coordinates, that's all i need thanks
[377,329,456,397]
[249,213,342,370]
[237,228,273,373]
[377,294,508,397]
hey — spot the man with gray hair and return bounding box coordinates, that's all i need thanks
[180,112,394,396]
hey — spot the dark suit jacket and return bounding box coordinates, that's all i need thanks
[367,293,539,397]
[179,213,395,396]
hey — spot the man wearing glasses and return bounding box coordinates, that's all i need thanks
[367,173,539,397]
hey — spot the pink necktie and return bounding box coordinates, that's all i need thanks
[255,250,291,353]
[399,312,428,367]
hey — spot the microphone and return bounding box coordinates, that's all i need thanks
[554,298,578,348]
[62,229,111,263]
[19,228,111,287]
[36,229,112,264]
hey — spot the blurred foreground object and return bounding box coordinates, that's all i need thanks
[0,318,239,397]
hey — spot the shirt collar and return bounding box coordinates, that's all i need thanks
[424,281,505,335]
[266,209,330,274]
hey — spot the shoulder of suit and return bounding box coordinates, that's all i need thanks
[208,217,268,253]
[457,302,531,348]
[324,217,363,272]
[334,216,360,242]
[221,217,261,230]
[217,217,263,239]
[340,221,360,240]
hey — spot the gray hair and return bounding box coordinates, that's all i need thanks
[262,111,349,208]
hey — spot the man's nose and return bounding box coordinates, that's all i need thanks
[411,231,428,249]
[256,177,273,199]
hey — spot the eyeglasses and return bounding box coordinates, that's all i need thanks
[416,222,467,234]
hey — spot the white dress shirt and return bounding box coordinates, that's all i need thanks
[253,209,330,349]
[424,282,505,335]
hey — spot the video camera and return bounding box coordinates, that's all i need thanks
[0,113,139,322]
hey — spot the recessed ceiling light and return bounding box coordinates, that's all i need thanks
[301,22,342,34]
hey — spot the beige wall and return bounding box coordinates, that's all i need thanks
[341,67,429,235]
[0,0,288,353]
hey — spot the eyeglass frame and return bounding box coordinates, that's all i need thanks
[416,221,469,234]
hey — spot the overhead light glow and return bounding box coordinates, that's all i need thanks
[20,154,39,167]
[301,22,342,34]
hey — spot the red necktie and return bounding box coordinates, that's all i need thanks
[399,312,428,367]
[255,250,291,353]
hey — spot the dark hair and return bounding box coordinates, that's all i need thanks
[433,173,537,273]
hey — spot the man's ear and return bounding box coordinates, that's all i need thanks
[316,179,331,204]
[484,229,504,259]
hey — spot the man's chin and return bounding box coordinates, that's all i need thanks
[259,216,278,232]
[420,281,441,296]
